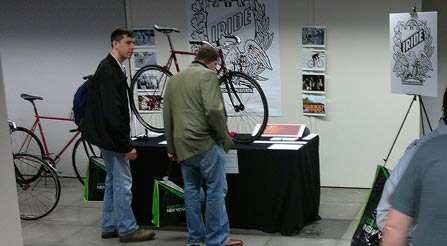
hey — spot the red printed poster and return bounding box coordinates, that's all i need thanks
[260,124,306,138]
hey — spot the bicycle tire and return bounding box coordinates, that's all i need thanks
[14,153,61,220]
[10,126,45,158]
[72,138,101,186]
[129,65,173,132]
[10,127,46,182]
[219,71,268,143]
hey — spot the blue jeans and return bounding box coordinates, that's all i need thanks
[182,144,229,246]
[100,148,139,236]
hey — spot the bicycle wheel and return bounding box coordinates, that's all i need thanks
[219,71,268,143]
[10,127,45,158]
[10,127,46,182]
[72,138,101,185]
[14,153,61,220]
[129,65,173,132]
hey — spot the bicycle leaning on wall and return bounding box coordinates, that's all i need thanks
[9,76,100,186]
[9,120,61,220]
[129,25,269,144]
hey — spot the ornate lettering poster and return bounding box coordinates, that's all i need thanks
[390,12,437,97]
[186,0,281,115]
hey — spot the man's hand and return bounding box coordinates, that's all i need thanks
[167,152,177,161]
[125,148,137,160]
[224,136,234,152]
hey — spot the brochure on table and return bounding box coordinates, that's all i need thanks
[253,123,307,139]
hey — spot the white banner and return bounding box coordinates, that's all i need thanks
[390,12,437,97]
[186,0,281,116]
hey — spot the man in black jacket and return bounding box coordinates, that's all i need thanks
[81,28,155,242]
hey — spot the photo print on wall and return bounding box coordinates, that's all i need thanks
[303,94,326,117]
[137,93,162,113]
[302,73,325,94]
[302,26,326,48]
[133,29,156,47]
[302,49,326,71]
[132,49,157,70]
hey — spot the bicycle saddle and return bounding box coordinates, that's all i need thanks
[20,93,43,102]
[153,25,179,33]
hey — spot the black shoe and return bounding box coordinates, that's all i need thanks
[101,230,118,239]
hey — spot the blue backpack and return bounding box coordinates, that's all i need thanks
[73,75,93,127]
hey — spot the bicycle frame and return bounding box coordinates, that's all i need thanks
[163,40,244,109]
[162,32,195,73]
[29,114,80,165]
[158,32,246,113]
[161,32,229,75]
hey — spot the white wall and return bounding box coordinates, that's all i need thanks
[0,0,126,177]
[0,54,24,245]
[3,0,441,187]
[127,0,422,187]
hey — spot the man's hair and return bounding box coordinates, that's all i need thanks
[110,28,135,47]
[195,45,218,64]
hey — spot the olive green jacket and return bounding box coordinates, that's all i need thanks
[163,62,233,162]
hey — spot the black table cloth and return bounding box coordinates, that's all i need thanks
[130,135,320,235]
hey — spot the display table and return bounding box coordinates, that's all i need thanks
[130,135,320,235]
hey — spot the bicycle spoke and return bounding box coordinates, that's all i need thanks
[220,72,268,143]
[10,127,44,158]
[14,154,60,220]
[130,65,172,132]
[72,138,101,186]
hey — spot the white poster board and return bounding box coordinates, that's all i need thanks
[185,0,282,116]
[390,12,437,97]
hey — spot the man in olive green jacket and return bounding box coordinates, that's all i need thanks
[163,45,242,246]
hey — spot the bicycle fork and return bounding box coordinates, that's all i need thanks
[222,75,245,112]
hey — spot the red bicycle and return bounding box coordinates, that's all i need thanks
[129,25,268,143]
[9,78,100,185]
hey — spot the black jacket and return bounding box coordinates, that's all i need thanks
[81,54,133,153]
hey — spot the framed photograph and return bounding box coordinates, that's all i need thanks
[302,73,325,94]
[303,94,326,117]
[137,93,162,113]
[302,49,326,71]
[133,28,156,47]
[131,49,157,70]
[302,26,326,48]
[134,69,165,92]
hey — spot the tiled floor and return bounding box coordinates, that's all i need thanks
[21,178,368,246]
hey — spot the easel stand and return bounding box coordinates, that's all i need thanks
[383,95,432,166]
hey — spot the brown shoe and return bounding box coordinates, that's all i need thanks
[119,228,155,242]
[101,230,118,239]
[226,239,243,246]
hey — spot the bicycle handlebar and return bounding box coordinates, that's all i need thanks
[189,40,203,46]
[222,35,241,44]
[153,25,180,33]
[188,35,241,50]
